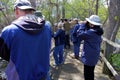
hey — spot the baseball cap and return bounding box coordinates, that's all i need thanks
[14,0,35,11]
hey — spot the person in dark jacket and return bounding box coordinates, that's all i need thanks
[77,15,103,80]
[71,18,81,59]
[0,0,52,80]
[53,23,65,66]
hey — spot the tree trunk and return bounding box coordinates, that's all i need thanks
[103,0,120,75]
[62,6,65,18]
[95,0,99,15]
[56,0,59,23]
[29,0,36,8]
[62,0,65,18]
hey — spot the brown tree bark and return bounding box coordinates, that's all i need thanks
[62,0,65,18]
[103,0,120,75]
[29,0,36,8]
[95,0,99,15]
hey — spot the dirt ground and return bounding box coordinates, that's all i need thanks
[50,49,112,80]
[0,50,113,80]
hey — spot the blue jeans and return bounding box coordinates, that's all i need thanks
[73,41,80,56]
[53,45,64,65]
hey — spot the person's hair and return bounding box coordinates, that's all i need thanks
[93,25,100,29]
[60,18,64,22]
[94,26,104,35]
[64,19,68,22]
[85,21,90,30]
[20,9,33,14]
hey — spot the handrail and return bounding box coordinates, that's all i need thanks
[102,36,120,48]
[100,53,120,80]
[50,37,120,79]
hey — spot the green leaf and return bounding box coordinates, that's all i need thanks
[114,16,118,21]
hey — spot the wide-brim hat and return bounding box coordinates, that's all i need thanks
[85,15,102,26]
[14,0,35,11]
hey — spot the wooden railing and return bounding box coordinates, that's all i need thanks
[101,36,120,80]
[100,53,120,80]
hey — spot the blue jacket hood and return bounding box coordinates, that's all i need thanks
[12,14,45,35]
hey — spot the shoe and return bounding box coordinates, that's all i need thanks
[59,61,64,65]
[53,63,59,67]
[75,56,80,60]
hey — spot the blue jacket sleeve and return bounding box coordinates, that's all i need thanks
[0,37,10,61]
[0,26,13,61]
[72,24,80,36]
[54,29,61,38]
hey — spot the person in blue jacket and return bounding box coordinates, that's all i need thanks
[77,15,103,80]
[53,23,65,66]
[71,18,81,59]
[0,0,52,80]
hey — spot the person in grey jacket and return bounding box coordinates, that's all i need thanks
[77,15,103,80]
